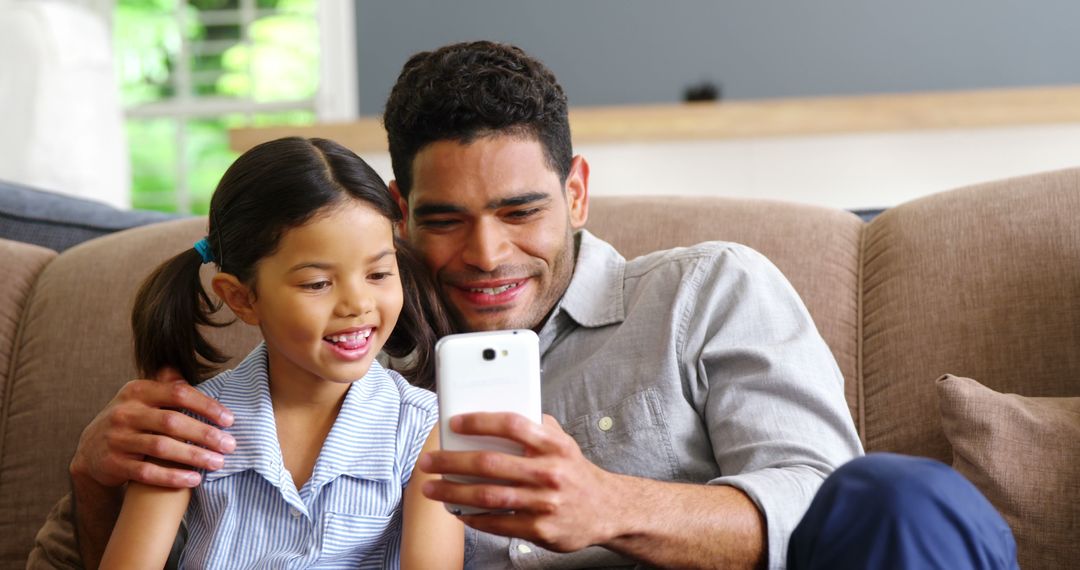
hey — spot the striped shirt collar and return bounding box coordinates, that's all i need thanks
[204,343,401,491]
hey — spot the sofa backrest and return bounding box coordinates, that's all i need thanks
[0,240,56,443]
[1,168,1079,566]
[859,168,1080,461]
[0,220,262,566]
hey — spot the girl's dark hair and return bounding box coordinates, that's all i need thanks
[132,137,453,389]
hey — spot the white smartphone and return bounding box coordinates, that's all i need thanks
[435,329,542,515]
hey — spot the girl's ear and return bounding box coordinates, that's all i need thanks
[212,273,259,325]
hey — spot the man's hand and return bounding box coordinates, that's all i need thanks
[417,413,625,552]
[418,412,766,569]
[69,368,237,568]
[69,367,236,489]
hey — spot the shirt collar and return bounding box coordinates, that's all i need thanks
[553,230,626,329]
[310,360,400,485]
[203,344,283,486]
[204,344,398,488]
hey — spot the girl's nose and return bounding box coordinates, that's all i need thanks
[335,283,375,318]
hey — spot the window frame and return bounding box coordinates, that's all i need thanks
[119,0,357,213]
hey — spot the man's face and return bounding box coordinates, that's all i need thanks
[393,135,589,332]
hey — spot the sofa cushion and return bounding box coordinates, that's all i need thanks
[0,218,262,566]
[937,374,1080,570]
[860,167,1080,462]
[0,179,178,252]
[0,239,55,442]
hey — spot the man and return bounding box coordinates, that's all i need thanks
[39,41,1015,569]
[375,42,860,569]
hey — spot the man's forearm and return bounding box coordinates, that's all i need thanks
[603,475,766,570]
[71,472,124,569]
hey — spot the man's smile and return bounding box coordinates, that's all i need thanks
[449,278,530,307]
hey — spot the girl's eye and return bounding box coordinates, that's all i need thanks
[369,272,393,281]
[302,281,330,291]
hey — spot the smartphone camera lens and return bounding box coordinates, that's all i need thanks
[482,348,496,361]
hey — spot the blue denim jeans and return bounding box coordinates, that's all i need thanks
[788,453,1019,570]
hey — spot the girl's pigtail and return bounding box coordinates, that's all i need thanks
[131,248,230,385]
[383,238,456,390]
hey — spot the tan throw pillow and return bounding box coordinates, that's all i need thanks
[937,374,1080,570]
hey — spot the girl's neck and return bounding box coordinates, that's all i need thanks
[264,350,357,491]
[265,350,353,412]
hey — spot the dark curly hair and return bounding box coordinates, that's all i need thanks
[383,41,572,198]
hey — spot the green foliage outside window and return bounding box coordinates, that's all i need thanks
[115,0,318,213]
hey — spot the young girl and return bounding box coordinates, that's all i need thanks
[100,137,464,569]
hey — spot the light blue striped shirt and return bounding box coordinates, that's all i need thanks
[181,343,438,569]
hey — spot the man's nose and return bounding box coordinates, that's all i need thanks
[461,218,511,272]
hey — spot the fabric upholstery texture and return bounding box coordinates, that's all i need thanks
[859,169,1080,462]
[0,240,55,448]
[938,374,1080,570]
[0,219,262,565]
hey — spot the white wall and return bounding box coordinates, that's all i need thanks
[358,123,1080,211]
[0,1,129,208]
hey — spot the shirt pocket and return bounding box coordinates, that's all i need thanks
[319,511,396,564]
[565,386,679,481]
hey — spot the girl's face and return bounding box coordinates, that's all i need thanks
[243,201,403,388]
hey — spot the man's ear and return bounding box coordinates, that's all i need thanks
[565,155,590,229]
[211,273,259,326]
[388,180,410,238]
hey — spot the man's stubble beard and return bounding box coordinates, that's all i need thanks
[445,227,577,333]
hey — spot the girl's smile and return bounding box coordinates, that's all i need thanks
[323,325,376,361]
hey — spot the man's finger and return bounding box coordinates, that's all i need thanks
[124,425,230,471]
[449,412,562,454]
[420,449,548,486]
[153,366,185,384]
[123,457,203,488]
[422,478,532,513]
[128,380,234,428]
[130,408,235,455]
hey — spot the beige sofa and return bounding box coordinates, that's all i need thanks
[2,168,1078,568]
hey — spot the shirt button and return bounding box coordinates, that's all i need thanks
[290,508,301,518]
[597,416,614,431]
[516,543,532,554]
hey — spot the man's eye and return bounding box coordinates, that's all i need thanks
[507,208,541,220]
[418,219,458,229]
[302,281,330,291]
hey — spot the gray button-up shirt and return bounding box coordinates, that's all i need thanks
[465,231,863,569]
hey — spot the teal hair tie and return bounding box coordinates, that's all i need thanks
[193,237,214,264]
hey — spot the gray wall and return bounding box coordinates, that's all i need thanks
[355,0,1080,115]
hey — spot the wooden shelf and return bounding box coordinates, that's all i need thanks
[229,85,1080,154]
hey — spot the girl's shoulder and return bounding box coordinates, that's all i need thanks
[193,343,268,399]
[193,368,233,399]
